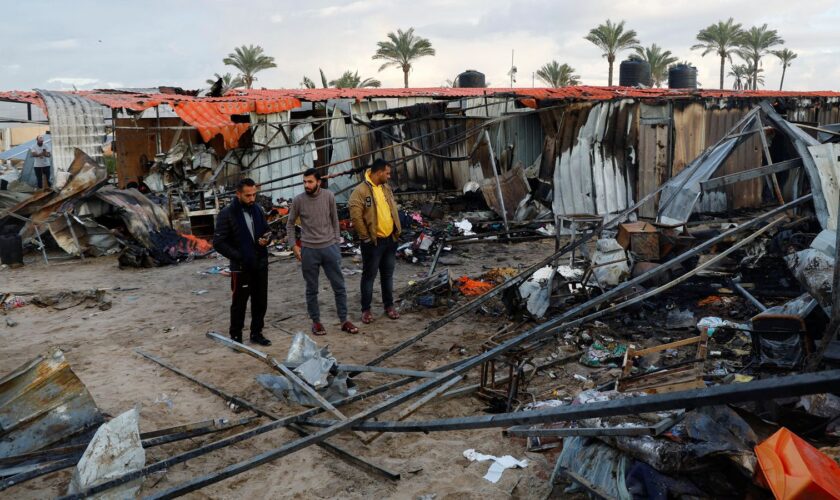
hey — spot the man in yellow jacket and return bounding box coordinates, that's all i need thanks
[349,159,402,324]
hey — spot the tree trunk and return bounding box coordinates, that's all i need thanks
[608,60,614,86]
[403,68,409,88]
[779,67,786,91]
[719,55,725,90]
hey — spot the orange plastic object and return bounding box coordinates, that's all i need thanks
[456,276,493,296]
[755,427,840,499]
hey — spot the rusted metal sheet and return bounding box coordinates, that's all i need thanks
[114,117,201,188]
[638,103,670,218]
[481,164,530,221]
[0,349,102,458]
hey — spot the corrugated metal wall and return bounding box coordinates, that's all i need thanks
[672,102,763,213]
[37,90,107,176]
[552,100,636,216]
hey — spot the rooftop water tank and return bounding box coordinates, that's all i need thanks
[619,59,651,87]
[668,64,698,89]
[456,70,486,88]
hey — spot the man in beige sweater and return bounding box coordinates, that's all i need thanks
[288,168,359,335]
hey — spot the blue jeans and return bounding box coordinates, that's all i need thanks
[360,237,396,312]
[301,244,347,323]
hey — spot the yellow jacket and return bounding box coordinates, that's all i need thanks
[349,172,401,244]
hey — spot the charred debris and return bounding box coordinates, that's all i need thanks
[2,86,840,498]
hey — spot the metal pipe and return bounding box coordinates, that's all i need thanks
[303,369,840,433]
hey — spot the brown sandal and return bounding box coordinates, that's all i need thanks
[312,322,327,336]
[341,321,359,334]
[361,310,373,324]
[385,307,400,320]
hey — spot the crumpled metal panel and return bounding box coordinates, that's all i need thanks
[553,101,635,216]
[0,349,102,458]
[808,143,840,230]
[36,90,107,176]
[92,186,170,248]
[657,137,738,225]
[328,106,358,203]
[657,110,758,225]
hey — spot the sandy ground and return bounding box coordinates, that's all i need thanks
[1,239,563,499]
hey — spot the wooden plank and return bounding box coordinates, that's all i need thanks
[628,336,702,356]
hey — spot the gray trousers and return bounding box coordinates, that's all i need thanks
[301,244,347,323]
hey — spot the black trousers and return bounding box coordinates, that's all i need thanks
[360,236,396,312]
[35,167,51,189]
[229,267,268,341]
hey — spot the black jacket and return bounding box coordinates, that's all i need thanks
[213,202,269,272]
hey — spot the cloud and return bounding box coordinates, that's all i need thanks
[3,64,21,74]
[47,77,99,88]
[308,0,380,17]
[34,38,79,51]
[0,0,837,91]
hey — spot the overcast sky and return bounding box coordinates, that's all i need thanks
[2,0,838,92]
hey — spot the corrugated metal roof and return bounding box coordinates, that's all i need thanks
[3,87,840,114]
[241,86,840,103]
[0,91,46,112]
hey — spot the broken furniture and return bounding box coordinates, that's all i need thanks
[167,188,220,239]
[616,221,660,261]
[554,214,603,264]
[617,335,709,394]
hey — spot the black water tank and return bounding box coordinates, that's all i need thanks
[668,64,698,89]
[456,70,486,88]
[0,234,23,267]
[619,59,651,87]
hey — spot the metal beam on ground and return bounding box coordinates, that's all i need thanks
[134,350,400,481]
[303,369,840,433]
[336,365,444,379]
[206,332,367,442]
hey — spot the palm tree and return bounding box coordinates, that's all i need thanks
[727,64,750,90]
[205,73,244,93]
[584,19,640,86]
[691,18,743,90]
[736,24,784,90]
[329,70,382,88]
[222,45,277,89]
[633,44,678,87]
[301,69,330,89]
[372,27,435,88]
[772,48,797,90]
[536,61,580,87]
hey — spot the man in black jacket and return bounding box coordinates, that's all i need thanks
[213,178,272,346]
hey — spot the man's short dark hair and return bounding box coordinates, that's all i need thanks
[369,158,390,173]
[236,178,257,191]
[303,168,321,180]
